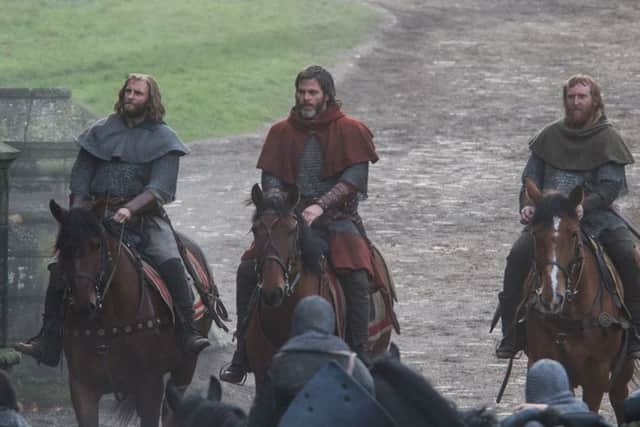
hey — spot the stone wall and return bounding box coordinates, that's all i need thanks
[0,88,95,351]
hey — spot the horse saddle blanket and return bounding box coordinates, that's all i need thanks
[123,244,210,323]
[277,360,396,427]
[322,243,400,345]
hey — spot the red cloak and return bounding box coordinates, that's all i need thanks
[256,104,378,184]
[245,105,378,276]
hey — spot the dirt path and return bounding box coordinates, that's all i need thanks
[26,0,640,424]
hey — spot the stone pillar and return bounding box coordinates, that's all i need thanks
[0,88,95,349]
[0,142,21,369]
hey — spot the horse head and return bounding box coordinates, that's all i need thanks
[524,178,584,315]
[250,184,301,307]
[50,199,110,316]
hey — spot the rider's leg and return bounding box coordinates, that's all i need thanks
[337,269,371,365]
[14,263,65,367]
[157,258,210,354]
[496,230,533,359]
[220,258,258,383]
[600,227,640,359]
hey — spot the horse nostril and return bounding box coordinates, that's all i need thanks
[263,287,284,307]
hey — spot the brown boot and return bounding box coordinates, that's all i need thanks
[15,269,65,367]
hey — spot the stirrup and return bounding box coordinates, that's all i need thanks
[219,361,248,385]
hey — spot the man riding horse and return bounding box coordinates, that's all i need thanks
[15,73,210,365]
[220,65,379,383]
[496,74,640,359]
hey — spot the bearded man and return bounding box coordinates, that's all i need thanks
[220,65,379,383]
[15,73,210,366]
[496,74,638,359]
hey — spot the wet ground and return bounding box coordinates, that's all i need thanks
[25,0,640,424]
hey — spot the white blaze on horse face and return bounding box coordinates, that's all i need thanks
[550,216,561,297]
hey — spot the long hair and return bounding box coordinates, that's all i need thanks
[562,74,605,117]
[294,65,342,107]
[113,73,166,122]
[0,370,19,412]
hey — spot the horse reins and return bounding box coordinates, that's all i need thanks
[254,213,302,296]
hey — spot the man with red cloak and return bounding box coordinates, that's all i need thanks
[220,65,379,383]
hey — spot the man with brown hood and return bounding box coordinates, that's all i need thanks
[220,65,379,383]
[496,74,638,359]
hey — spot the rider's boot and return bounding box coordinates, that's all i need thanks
[14,264,65,367]
[339,269,372,366]
[496,232,531,359]
[158,258,210,354]
[600,228,640,359]
[220,258,257,384]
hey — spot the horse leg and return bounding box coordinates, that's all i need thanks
[135,376,165,427]
[609,359,634,425]
[580,363,609,413]
[69,377,101,427]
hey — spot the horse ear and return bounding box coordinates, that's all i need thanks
[524,178,542,204]
[251,183,263,207]
[49,199,66,224]
[287,185,300,208]
[569,185,584,208]
[165,379,183,412]
[207,376,222,402]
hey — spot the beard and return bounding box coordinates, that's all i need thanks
[295,102,324,119]
[565,104,596,129]
[123,102,147,119]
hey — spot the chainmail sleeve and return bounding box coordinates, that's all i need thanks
[69,148,97,198]
[519,153,545,210]
[146,152,180,204]
[582,162,625,213]
[339,162,368,195]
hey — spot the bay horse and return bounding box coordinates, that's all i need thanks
[522,178,634,424]
[244,184,398,386]
[50,199,223,427]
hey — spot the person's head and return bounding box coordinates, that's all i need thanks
[290,296,335,337]
[525,359,573,405]
[0,370,19,412]
[294,65,339,119]
[562,74,604,129]
[114,73,166,122]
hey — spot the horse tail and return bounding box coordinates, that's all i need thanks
[113,395,137,427]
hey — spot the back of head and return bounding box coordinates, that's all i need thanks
[0,370,18,412]
[525,359,572,404]
[291,296,335,337]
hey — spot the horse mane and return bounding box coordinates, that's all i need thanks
[372,356,466,427]
[531,191,579,227]
[55,207,102,257]
[252,195,324,275]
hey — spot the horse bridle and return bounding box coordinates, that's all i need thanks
[531,230,584,302]
[253,212,302,296]
[68,222,124,311]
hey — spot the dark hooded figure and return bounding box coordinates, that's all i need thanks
[247,296,374,427]
[0,370,31,427]
[500,359,608,427]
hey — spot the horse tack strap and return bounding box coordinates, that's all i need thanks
[529,308,629,333]
[70,317,169,338]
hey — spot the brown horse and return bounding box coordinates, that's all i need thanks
[523,178,634,424]
[50,199,221,427]
[244,184,397,386]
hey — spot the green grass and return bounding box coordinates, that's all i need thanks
[0,0,378,141]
